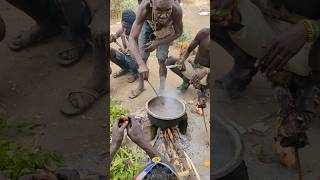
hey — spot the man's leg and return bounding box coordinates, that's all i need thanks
[60,42,107,116]
[128,22,151,99]
[110,48,129,77]
[6,0,61,51]
[156,43,169,93]
[53,0,91,65]
[165,56,190,92]
[213,27,257,98]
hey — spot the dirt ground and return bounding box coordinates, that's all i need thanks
[212,39,320,179]
[0,1,106,177]
[110,1,210,179]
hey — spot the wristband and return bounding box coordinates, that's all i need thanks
[302,19,316,42]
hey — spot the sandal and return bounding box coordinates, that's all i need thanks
[127,74,138,83]
[128,88,144,99]
[113,69,127,78]
[61,87,106,116]
[8,24,57,51]
[56,40,88,65]
[177,81,190,93]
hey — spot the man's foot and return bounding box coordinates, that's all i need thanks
[177,81,190,93]
[61,87,106,116]
[128,88,144,99]
[127,74,138,83]
[113,69,127,78]
[56,40,88,65]
[8,24,57,51]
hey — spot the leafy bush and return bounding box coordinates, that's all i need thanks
[174,32,192,48]
[0,117,64,179]
[111,0,138,21]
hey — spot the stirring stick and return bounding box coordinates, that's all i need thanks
[201,108,209,143]
[146,80,165,105]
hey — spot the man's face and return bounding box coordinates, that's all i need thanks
[122,23,132,36]
[153,0,173,25]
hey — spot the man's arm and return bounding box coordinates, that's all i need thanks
[182,29,205,60]
[156,4,183,45]
[128,3,147,67]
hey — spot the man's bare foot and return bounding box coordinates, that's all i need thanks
[177,81,190,93]
[127,74,138,83]
[61,87,106,116]
[8,24,57,51]
[113,69,127,78]
[56,39,88,65]
[128,88,144,99]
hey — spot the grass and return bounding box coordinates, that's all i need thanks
[110,98,145,180]
[111,0,139,21]
[0,116,63,179]
[174,31,192,48]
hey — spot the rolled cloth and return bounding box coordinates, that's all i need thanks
[121,9,136,26]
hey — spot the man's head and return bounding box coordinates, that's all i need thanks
[121,9,136,36]
[151,0,174,25]
[144,165,178,180]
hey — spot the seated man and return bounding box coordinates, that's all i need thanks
[6,0,107,116]
[110,9,138,83]
[128,0,183,99]
[166,28,210,93]
[110,116,179,180]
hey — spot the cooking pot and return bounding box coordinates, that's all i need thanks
[145,96,188,134]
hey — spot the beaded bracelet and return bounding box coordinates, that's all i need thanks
[302,19,316,42]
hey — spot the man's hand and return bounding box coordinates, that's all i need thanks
[138,63,149,80]
[258,21,308,76]
[110,34,117,43]
[196,89,207,109]
[111,117,128,150]
[127,116,145,146]
[145,40,159,52]
[190,68,207,89]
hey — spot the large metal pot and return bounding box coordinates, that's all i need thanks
[212,115,249,180]
[145,96,188,133]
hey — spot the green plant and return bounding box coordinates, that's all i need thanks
[0,117,64,179]
[110,98,145,180]
[174,32,192,48]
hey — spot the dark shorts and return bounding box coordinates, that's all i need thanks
[114,50,138,75]
[138,22,170,62]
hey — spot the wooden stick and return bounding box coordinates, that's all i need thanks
[146,80,165,105]
[295,148,303,180]
[201,108,209,142]
[183,151,201,180]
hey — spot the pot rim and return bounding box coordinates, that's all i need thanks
[145,96,186,120]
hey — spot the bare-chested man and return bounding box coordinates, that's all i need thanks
[166,28,210,92]
[110,9,139,83]
[5,0,107,116]
[128,0,183,99]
